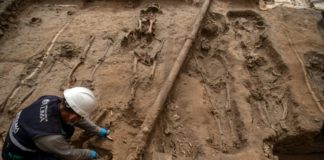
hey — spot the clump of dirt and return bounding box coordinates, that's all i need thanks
[58,41,79,59]
[249,88,264,101]
[66,10,75,16]
[28,17,42,26]
[245,53,267,69]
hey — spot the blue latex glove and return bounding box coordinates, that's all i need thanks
[98,128,110,138]
[89,150,97,159]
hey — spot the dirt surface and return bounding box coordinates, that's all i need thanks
[1,0,324,160]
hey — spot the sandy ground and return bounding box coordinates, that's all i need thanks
[0,0,324,160]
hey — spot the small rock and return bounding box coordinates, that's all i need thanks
[29,17,42,25]
[314,117,321,122]
[173,114,180,121]
[206,137,213,144]
[67,11,75,15]
[251,89,263,101]
[239,17,248,24]
[164,127,171,135]
[211,109,218,115]
[142,126,149,133]
[245,54,266,69]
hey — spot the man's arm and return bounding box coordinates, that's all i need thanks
[74,118,100,133]
[75,118,110,139]
[34,135,92,160]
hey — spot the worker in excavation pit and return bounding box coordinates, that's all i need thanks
[1,87,110,160]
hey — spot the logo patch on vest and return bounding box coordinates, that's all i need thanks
[40,99,49,122]
[13,111,21,134]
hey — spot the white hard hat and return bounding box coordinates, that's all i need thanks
[63,87,96,118]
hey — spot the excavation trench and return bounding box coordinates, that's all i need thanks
[145,10,250,159]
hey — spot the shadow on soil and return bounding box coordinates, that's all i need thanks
[271,131,324,160]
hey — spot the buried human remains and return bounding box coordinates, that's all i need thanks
[2,87,111,160]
